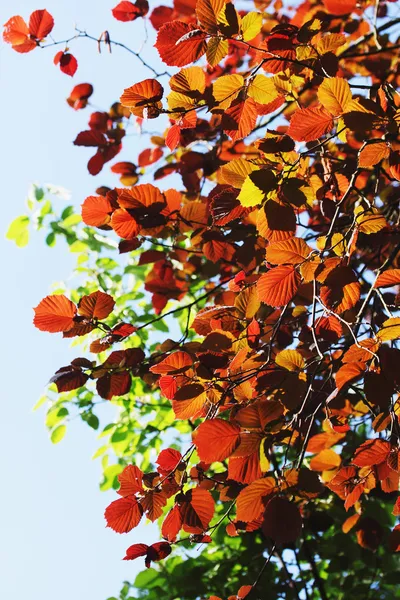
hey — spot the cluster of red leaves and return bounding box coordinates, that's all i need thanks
[7,0,400,590]
[3,9,54,53]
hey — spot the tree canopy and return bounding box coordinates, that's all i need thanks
[4,0,400,598]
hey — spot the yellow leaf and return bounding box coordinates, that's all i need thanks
[317,77,352,116]
[377,318,400,342]
[275,349,305,372]
[247,74,279,105]
[170,66,206,95]
[241,11,263,42]
[206,37,229,67]
[167,91,196,113]
[238,175,265,207]
[259,439,270,473]
[213,74,244,109]
[315,32,346,55]
[331,232,347,256]
[355,206,387,234]
[238,170,277,207]
[219,159,258,188]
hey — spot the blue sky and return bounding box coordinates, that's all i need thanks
[0,1,166,598]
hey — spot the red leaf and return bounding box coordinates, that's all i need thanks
[67,83,93,110]
[123,543,149,560]
[33,295,77,333]
[150,6,174,30]
[180,488,215,534]
[162,505,183,541]
[50,366,89,393]
[78,291,115,319]
[29,9,54,39]
[145,541,171,568]
[74,131,107,147]
[88,151,106,176]
[155,21,207,67]
[54,51,78,77]
[96,371,131,400]
[105,496,143,532]
[112,0,149,21]
[194,419,241,463]
[159,375,177,399]
[117,465,144,496]
[262,497,302,544]
[138,147,163,167]
[156,448,183,472]
[166,125,181,151]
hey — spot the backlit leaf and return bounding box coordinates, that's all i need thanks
[33,295,77,333]
[257,266,300,307]
[105,496,143,533]
[287,106,334,142]
[194,419,241,462]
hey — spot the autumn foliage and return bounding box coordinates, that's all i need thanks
[5,0,400,597]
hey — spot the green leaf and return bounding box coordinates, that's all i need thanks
[33,395,47,411]
[6,215,30,247]
[51,425,67,444]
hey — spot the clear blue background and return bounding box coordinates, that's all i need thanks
[0,1,164,597]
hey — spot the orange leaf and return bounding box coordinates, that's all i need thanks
[222,98,258,142]
[33,295,77,333]
[275,349,305,372]
[104,496,143,533]
[81,195,113,227]
[287,106,334,142]
[310,449,341,471]
[320,266,361,313]
[353,439,391,467]
[257,266,300,307]
[78,291,115,319]
[3,15,29,45]
[265,237,312,265]
[335,362,365,390]
[359,142,390,168]
[111,209,139,239]
[322,0,357,15]
[374,269,400,288]
[194,419,241,462]
[150,351,193,374]
[236,477,276,522]
[196,0,226,33]
[172,389,207,420]
[120,79,163,118]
